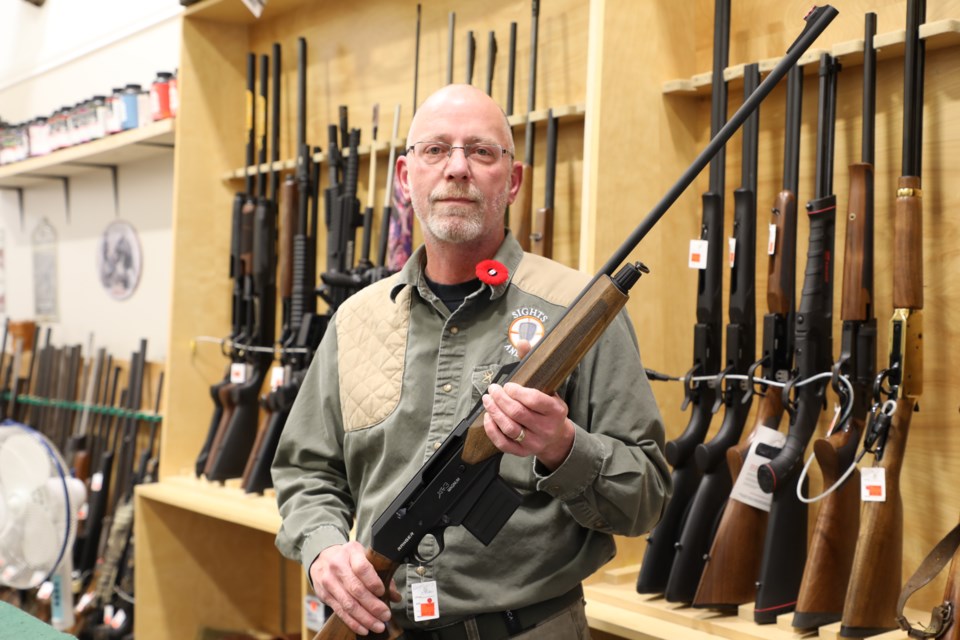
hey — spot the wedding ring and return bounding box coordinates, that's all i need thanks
[513,428,526,443]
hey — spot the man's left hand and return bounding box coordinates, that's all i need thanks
[481,379,575,471]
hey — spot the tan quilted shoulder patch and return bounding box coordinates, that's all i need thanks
[336,281,411,432]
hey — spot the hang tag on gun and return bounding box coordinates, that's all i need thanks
[688,239,709,270]
[411,580,440,622]
[861,467,886,502]
[729,426,786,512]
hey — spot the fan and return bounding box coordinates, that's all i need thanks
[0,419,86,631]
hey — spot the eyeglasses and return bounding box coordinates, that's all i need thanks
[406,141,514,166]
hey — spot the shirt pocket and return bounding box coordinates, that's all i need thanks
[471,363,505,401]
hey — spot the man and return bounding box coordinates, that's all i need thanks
[272,84,670,638]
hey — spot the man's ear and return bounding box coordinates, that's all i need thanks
[396,154,411,200]
[506,160,523,205]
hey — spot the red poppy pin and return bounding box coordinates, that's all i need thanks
[476,259,509,286]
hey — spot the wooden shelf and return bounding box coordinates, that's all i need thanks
[662,18,960,95]
[220,103,585,181]
[135,473,281,534]
[584,567,919,640]
[0,118,175,188]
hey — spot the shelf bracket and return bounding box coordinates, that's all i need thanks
[0,187,25,230]
[66,162,120,216]
[30,174,71,223]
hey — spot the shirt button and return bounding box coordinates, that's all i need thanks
[450,326,459,334]
[416,566,426,576]
[433,442,441,450]
[442,383,453,392]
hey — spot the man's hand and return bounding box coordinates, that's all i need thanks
[310,541,401,636]
[480,340,575,471]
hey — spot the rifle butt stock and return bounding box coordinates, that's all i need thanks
[243,406,290,494]
[208,367,269,481]
[316,549,403,640]
[754,470,808,623]
[694,391,784,608]
[840,397,913,637]
[638,463,701,594]
[792,423,862,628]
[197,377,231,476]
[510,164,534,252]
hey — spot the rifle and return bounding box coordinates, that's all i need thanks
[530,110,557,258]
[485,31,497,96]
[508,0,539,251]
[446,12,455,86]
[693,63,802,610]
[207,49,278,481]
[196,51,256,476]
[314,7,839,637]
[243,39,328,494]
[506,22,517,117]
[754,53,840,624]
[638,0,729,596]
[842,0,926,635]
[793,13,877,629]
[668,59,759,604]
[465,30,476,85]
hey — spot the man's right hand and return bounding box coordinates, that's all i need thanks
[310,541,401,635]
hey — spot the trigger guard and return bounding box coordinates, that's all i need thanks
[412,529,446,565]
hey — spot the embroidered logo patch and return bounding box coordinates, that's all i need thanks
[506,306,548,355]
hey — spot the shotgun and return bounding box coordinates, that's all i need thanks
[667,59,759,604]
[485,31,497,96]
[693,63,802,610]
[793,12,877,629]
[896,517,960,639]
[841,0,926,635]
[314,7,839,638]
[639,0,729,596]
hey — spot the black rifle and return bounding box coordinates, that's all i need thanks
[207,50,278,481]
[508,0,539,250]
[639,0,729,596]
[465,30,476,85]
[530,110,557,258]
[196,51,256,477]
[315,8,839,638]
[244,39,328,494]
[666,59,759,604]
[485,31,497,96]
[506,22,517,116]
[753,53,840,624]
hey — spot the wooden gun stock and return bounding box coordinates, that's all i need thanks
[942,546,960,640]
[531,206,552,257]
[840,164,874,321]
[318,549,403,640]
[841,398,912,636]
[768,190,797,316]
[694,389,783,608]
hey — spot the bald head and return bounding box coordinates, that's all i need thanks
[407,84,514,155]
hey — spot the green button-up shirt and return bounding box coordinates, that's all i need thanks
[273,232,671,627]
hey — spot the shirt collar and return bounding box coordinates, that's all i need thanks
[389,229,524,303]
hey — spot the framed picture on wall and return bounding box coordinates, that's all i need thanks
[97,220,142,301]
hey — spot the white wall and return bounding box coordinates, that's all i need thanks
[0,0,182,361]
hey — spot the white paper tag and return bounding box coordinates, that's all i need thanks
[111,607,127,630]
[103,604,114,626]
[411,580,440,622]
[729,426,787,511]
[767,223,778,255]
[91,471,104,493]
[861,466,886,502]
[36,580,54,601]
[304,595,325,631]
[728,237,737,268]
[688,239,709,270]
[78,501,89,521]
[270,365,286,391]
[76,590,95,614]
[230,362,249,383]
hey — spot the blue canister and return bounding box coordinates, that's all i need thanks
[120,84,141,130]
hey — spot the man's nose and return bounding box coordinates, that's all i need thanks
[444,147,471,179]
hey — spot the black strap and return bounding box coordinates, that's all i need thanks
[897,521,960,638]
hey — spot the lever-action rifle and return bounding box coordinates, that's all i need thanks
[693,63,802,610]
[315,8,839,638]
[639,0,729,596]
[754,53,840,624]
[842,0,926,635]
[530,110,556,258]
[793,13,877,629]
